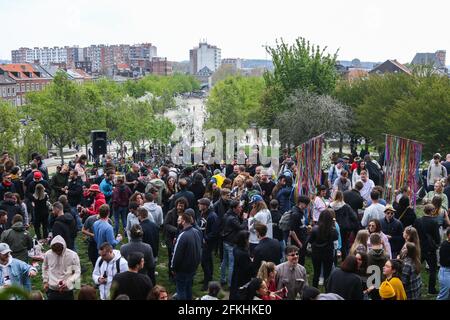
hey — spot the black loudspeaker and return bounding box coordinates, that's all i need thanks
[91,130,107,157]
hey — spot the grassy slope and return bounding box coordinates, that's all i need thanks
[29,206,438,300]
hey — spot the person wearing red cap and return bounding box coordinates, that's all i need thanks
[81,184,106,218]
[25,170,50,204]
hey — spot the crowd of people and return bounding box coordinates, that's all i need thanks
[0,149,449,300]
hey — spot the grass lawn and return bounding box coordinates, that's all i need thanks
[28,205,439,300]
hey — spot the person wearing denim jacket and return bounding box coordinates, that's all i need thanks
[0,243,37,292]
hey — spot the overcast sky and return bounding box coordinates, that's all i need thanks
[1,0,449,64]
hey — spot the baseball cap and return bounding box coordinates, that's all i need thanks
[384,204,397,213]
[433,153,442,159]
[0,243,12,255]
[33,171,42,179]
[249,194,263,205]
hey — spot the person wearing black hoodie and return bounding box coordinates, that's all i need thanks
[394,196,416,228]
[170,179,195,210]
[198,198,219,290]
[51,202,77,251]
[171,212,202,300]
[190,173,206,204]
[0,173,16,201]
[137,207,159,261]
[414,204,440,294]
[66,170,83,229]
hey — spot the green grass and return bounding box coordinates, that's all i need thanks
[28,207,438,300]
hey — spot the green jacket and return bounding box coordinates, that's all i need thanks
[0,222,33,262]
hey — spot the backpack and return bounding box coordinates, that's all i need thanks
[278,210,293,232]
[98,258,122,275]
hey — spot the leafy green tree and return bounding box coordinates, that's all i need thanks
[17,121,47,166]
[261,37,338,126]
[26,72,82,164]
[0,101,20,154]
[386,75,450,156]
[205,76,265,132]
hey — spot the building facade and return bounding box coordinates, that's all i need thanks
[0,70,17,106]
[189,42,221,74]
[0,64,53,106]
[150,57,172,76]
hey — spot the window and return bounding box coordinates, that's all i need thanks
[36,83,40,91]
[2,87,5,97]
[21,84,25,92]
[16,84,20,93]
[31,83,35,91]
[26,83,30,92]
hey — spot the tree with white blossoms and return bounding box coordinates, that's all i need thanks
[276,89,352,147]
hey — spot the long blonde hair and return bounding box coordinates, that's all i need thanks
[350,229,369,255]
[33,184,46,201]
[256,261,276,283]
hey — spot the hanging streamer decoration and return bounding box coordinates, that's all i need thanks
[384,134,423,207]
[295,133,325,198]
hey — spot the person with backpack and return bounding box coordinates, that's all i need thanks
[269,200,285,261]
[0,214,33,262]
[328,159,344,189]
[92,242,128,300]
[282,195,310,266]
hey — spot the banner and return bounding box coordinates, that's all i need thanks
[295,133,325,197]
[384,134,423,207]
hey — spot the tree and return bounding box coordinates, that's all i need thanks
[386,75,450,157]
[276,89,352,147]
[0,101,20,155]
[26,72,82,164]
[260,37,338,126]
[17,120,47,166]
[212,64,240,85]
[205,76,265,132]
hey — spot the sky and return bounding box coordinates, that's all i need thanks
[1,0,449,64]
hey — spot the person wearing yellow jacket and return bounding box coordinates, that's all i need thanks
[381,259,407,300]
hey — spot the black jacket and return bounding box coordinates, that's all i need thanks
[120,239,155,284]
[380,217,404,257]
[230,246,253,300]
[171,225,202,273]
[26,180,50,201]
[0,200,23,229]
[394,207,416,228]
[170,190,196,210]
[333,203,360,233]
[213,198,230,234]
[252,237,281,275]
[163,208,179,247]
[270,209,283,241]
[203,208,220,245]
[414,216,440,253]
[140,219,160,258]
[111,271,153,300]
[52,213,77,250]
[222,209,247,244]
[326,268,363,300]
[343,189,364,214]
[308,226,339,256]
[0,183,16,202]
[67,178,83,207]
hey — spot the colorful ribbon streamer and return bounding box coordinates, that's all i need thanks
[384,134,423,207]
[295,133,325,198]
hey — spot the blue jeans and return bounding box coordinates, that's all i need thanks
[175,271,195,300]
[220,242,234,285]
[113,206,128,236]
[437,267,450,300]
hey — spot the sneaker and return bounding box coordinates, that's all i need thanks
[319,277,324,286]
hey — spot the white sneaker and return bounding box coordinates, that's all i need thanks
[319,277,324,286]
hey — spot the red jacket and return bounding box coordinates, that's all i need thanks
[86,192,106,216]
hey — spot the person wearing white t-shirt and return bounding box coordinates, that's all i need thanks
[359,170,375,203]
[361,190,385,227]
[248,195,273,254]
